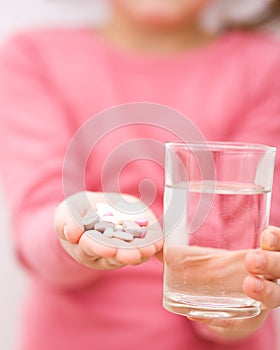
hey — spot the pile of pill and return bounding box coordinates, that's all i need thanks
[81,202,149,242]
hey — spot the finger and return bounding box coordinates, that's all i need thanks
[261,226,280,251]
[80,232,118,258]
[155,249,163,262]
[82,230,144,265]
[154,238,164,252]
[243,275,280,309]
[245,250,280,279]
[60,239,122,270]
[113,232,163,261]
[138,244,157,259]
[54,200,84,243]
[133,235,163,260]
[115,248,142,265]
[55,192,102,243]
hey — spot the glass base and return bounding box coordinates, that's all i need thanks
[163,292,261,319]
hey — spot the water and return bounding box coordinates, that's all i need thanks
[163,181,270,319]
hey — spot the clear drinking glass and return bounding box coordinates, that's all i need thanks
[163,142,276,319]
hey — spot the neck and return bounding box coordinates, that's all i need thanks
[98,13,216,55]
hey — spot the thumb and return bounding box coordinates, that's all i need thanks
[155,249,163,262]
[54,200,84,244]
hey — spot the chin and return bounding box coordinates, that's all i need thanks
[130,10,193,29]
[112,0,204,29]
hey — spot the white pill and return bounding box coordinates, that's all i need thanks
[133,227,146,238]
[85,230,103,239]
[111,231,134,242]
[103,227,114,238]
[122,220,137,229]
[94,221,114,233]
[114,224,123,231]
[113,214,125,224]
[102,216,121,225]
[123,220,144,237]
[81,215,100,231]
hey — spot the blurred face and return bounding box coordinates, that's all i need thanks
[110,0,209,27]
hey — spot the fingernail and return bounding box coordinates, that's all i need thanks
[254,251,265,269]
[63,225,70,240]
[254,277,264,292]
[261,229,277,249]
[267,230,278,247]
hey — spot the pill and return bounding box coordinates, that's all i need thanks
[122,220,137,230]
[81,215,100,231]
[102,216,121,225]
[103,211,114,216]
[103,227,114,238]
[111,231,134,242]
[94,221,114,233]
[133,227,146,238]
[85,229,103,239]
[113,214,125,224]
[139,230,146,239]
[122,220,144,237]
[93,201,148,241]
[135,217,149,227]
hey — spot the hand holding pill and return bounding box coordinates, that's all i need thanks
[54,191,163,269]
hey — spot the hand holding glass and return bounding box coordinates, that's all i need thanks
[163,142,276,319]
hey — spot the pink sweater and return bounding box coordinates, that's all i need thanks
[0,29,280,350]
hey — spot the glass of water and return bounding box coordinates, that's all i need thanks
[163,141,276,319]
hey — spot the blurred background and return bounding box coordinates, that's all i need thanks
[0,0,108,42]
[0,0,279,349]
[0,2,107,349]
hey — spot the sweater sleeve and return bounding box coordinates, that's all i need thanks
[0,33,101,290]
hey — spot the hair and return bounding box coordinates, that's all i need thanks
[228,0,280,30]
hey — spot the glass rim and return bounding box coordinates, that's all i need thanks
[165,141,276,153]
